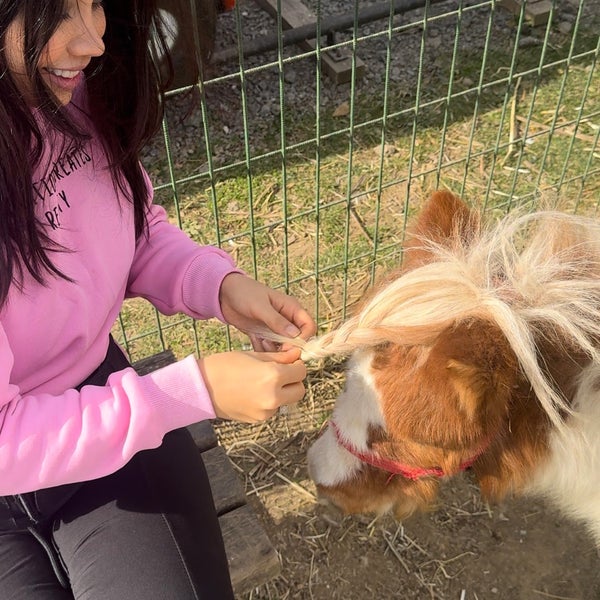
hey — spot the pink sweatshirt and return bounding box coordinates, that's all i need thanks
[0,96,241,495]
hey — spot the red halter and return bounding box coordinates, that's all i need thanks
[329,421,487,482]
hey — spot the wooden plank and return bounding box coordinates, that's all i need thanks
[498,0,552,26]
[255,0,316,31]
[254,0,365,84]
[219,504,281,594]
[202,445,247,515]
[132,349,176,375]
[525,0,552,26]
[187,420,219,450]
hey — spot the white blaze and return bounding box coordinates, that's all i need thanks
[307,350,386,487]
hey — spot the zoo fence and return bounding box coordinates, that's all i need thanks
[115,0,600,363]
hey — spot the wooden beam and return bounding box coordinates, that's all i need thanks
[202,445,247,514]
[254,0,366,84]
[498,0,553,27]
[220,504,281,592]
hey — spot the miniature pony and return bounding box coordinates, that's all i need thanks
[300,190,600,545]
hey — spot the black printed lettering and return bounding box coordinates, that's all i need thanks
[79,147,92,163]
[57,159,71,178]
[33,142,92,204]
[58,190,70,208]
[45,210,58,230]
[66,153,79,172]
[32,182,46,203]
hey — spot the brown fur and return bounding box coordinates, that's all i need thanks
[402,190,481,270]
[312,191,594,520]
[319,464,441,520]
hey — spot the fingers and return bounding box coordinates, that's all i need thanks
[225,280,316,351]
[270,355,307,407]
[280,357,307,385]
[249,334,281,352]
[254,376,306,420]
[261,339,281,352]
[261,308,316,351]
[278,381,306,407]
[292,307,317,340]
[236,376,306,423]
[265,291,317,341]
[200,350,308,423]
[248,347,300,363]
[247,350,307,408]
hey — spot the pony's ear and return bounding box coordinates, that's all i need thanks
[402,190,479,269]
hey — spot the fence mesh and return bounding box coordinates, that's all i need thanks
[115,0,600,362]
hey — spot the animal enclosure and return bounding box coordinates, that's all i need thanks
[116,0,600,362]
[117,1,600,598]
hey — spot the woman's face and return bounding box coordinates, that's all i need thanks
[6,0,106,106]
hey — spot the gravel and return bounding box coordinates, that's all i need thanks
[151,0,590,166]
[210,0,509,114]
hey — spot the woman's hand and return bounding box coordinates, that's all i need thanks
[198,348,307,422]
[219,273,316,351]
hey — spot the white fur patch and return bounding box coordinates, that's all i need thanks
[307,351,386,487]
[527,364,600,543]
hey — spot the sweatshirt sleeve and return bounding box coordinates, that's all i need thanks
[0,325,217,495]
[127,196,244,322]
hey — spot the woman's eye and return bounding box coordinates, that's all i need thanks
[60,1,104,21]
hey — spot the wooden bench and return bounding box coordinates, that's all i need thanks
[133,351,280,595]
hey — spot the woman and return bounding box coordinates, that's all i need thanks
[0,1,315,598]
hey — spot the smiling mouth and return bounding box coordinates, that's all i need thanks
[45,68,81,79]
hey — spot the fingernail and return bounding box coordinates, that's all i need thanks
[285,325,301,337]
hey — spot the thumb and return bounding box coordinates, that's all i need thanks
[254,347,302,364]
[261,310,302,340]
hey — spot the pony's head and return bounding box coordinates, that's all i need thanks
[301,191,600,519]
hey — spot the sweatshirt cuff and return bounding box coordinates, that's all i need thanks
[181,247,244,322]
[134,355,217,428]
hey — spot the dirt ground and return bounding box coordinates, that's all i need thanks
[216,360,600,600]
[202,1,600,597]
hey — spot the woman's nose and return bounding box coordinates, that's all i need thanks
[68,13,106,58]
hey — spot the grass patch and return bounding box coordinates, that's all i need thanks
[118,7,600,360]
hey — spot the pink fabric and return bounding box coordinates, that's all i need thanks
[0,99,241,495]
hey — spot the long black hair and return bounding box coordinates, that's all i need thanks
[0,0,213,308]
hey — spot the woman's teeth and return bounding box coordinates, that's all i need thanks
[48,69,79,79]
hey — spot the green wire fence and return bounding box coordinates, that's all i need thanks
[114,0,600,363]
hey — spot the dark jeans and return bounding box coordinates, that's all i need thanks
[0,338,234,599]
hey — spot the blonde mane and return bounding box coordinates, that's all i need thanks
[277,209,600,429]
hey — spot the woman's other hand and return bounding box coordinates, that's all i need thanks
[219,273,316,351]
[198,348,306,422]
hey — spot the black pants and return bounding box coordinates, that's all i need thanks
[0,338,234,599]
